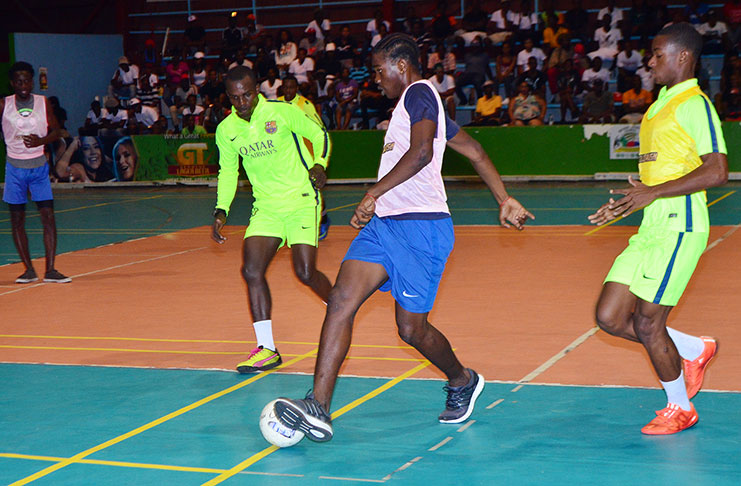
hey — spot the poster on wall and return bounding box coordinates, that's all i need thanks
[47,134,219,182]
[38,67,48,90]
[609,125,640,160]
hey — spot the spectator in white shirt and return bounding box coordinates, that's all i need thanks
[697,10,729,54]
[306,9,331,40]
[109,56,139,99]
[635,56,655,94]
[288,47,315,88]
[101,97,128,137]
[597,0,624,30]
[616,40,642,91]
[181,94,205,125]
[428,63,457,119]
[260,68,283,100]
[366,10,391,38]
[275,29,298,74]
[581,56,611,92]
[129,98,158,133]
[488,0,515,43]
[589,15,622,62]
[516,37,546,74]
[83,99,107,136]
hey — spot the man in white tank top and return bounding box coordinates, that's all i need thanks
[273,34,534,443]
[1,62,70,283]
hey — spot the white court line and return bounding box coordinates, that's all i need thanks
[486,398,504,409]
[318,477,385,483]
[428,436,453,452]
[381,456,423,481]
[0,247,207,297]
[704,223,741,254]
[457,420,476,432]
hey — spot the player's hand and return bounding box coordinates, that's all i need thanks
[350,192,376,229]
[211,215,227,244]
[22,134,43,148]
[309,164,327,189]
[499,197,535,230]
[587,198,618,225]
[608,176,656,218]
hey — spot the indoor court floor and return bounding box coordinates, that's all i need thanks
[1,182,740,485]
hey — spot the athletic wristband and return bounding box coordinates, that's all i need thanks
[500,196,511,206]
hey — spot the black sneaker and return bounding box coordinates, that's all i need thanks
[44,269,71,283]
[274,392,333,442]
[438,368,485,424]
[15,268,39,284]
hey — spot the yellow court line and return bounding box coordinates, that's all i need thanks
[0,334,415,349]
[7,348,318,486]
[707,189,736,207]
[0,195,164,224]
[200,360,433,486]
[583,190,737,236]
[0,453,226,475]
[326,202,358,212]
[0,344,423,362]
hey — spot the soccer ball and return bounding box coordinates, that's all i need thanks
[259,399,305,448]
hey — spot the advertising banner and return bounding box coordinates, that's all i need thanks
[609,124,641,160]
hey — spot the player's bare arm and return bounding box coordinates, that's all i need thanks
[592,152,728,222]
[350,118,436,229]
[446,128,534,230]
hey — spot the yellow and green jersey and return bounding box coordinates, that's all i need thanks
[215,94,330,214]
[638,78,726,233]
[278,94,322,125]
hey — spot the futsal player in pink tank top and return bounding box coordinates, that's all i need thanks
[1,61,69,283]
[273,33,534,442]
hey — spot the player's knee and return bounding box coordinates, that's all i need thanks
[594,305,623,335]
[396,321,423,346]
[240,265,263,283]
[293,264,314,286]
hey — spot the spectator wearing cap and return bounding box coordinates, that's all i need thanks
[101,97,128,137]
[317,42,341,77]
[129,98,159,133]
[82,99,107,136]
[429,63,457,119]
[455,36,492,105]
[109,56,139,100]
[306,9,331,41]
[191,52,208,90]
[184,14,206,55]
[299,28,325,57]
[470,80,503,126]
[259,67,282,100]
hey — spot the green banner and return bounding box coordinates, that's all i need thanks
[132,134,220,180]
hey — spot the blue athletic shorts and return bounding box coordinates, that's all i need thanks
[3,162,53,205]
[343,215,454,313]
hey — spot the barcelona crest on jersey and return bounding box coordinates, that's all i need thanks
[265,121,277,134]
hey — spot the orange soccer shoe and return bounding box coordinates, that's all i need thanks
[684,337,718,399]
[641,403,698,435]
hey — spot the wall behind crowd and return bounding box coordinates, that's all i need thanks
[13,33,124,131]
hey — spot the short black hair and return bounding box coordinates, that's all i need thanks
[9,61,34,79]
[657,22,703,61]
[225,66,257,85]
[372,33,421,72]
[282,75,298,85]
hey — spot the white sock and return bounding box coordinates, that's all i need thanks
[660,371,691,411]
[253,320,275,350]
[667,327,704,361]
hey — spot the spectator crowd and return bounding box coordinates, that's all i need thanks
[68,0,741,139]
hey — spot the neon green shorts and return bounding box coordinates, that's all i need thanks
[604,226,708,306]
[244,204,320,248]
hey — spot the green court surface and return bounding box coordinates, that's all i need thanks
[1,182,739,265]
[2,364,740,485]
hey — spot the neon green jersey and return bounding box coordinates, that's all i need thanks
[278,94,323,126]
[215,94,331,214]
